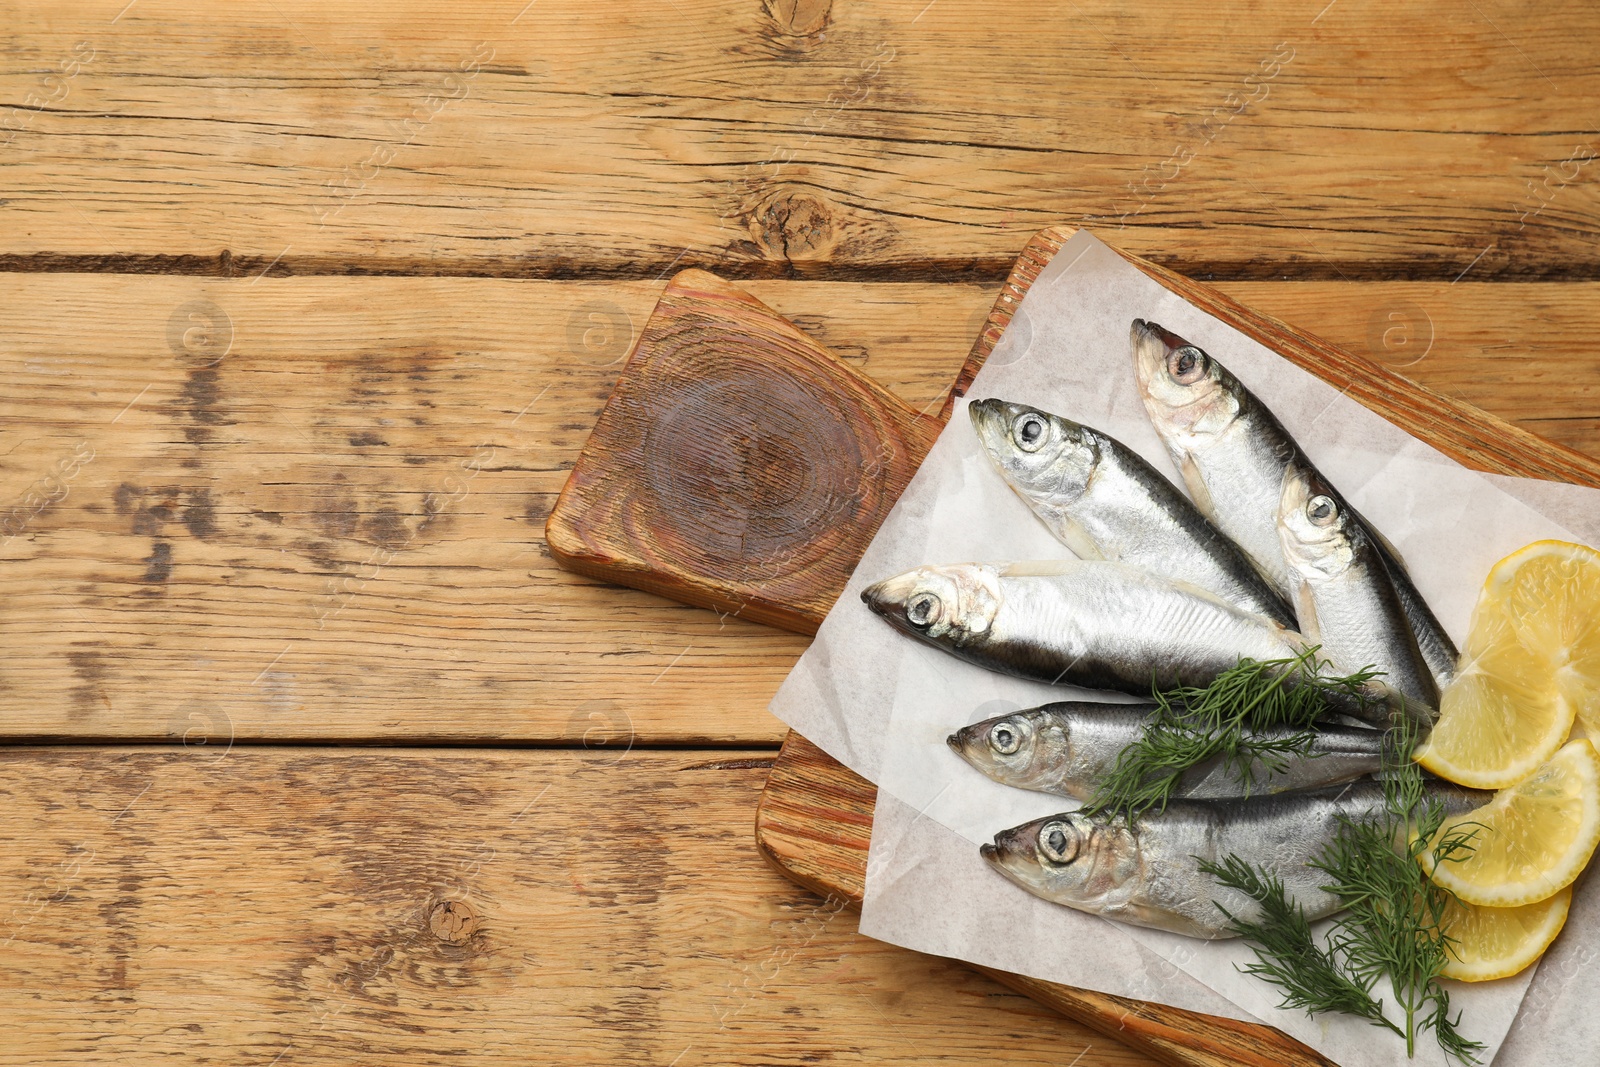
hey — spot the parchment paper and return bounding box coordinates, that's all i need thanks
[768,231,1600,1065]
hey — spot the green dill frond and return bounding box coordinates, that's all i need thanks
[1197,855,1395,1029]
[1085,647,1380,819]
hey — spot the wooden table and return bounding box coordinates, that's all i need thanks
[1,3,1596,1063]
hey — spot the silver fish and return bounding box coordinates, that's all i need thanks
[1279,464,1439,708]
[1131,318,1458,687]
[863,559,1311,696]
[982,779,1490,939]
[949,702,1388,800]
[969,398,1295,628]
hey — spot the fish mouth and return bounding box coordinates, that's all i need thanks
[1279,463,1314,520]
[988,824,1033,861]
[981,826,1040,885]
[968,397,1008,423]
[1130,318,1174,390]
[860,573,929,638]
[1277,463,1342,564]
[860,575,906,620]
[967,397,1011,450]
[1131,318,1187,351]
[1131,318,1214,418]
[946,725,987,768]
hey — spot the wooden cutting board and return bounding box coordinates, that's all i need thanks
[548,227,1600,1067]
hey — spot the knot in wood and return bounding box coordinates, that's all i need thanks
[746,187,837,262]
[428,900,479,944]
[763,0,832,39]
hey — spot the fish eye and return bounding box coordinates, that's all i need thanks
[906,592,941,628]
[1013,412,1048,452]
[1038,820,1079,865]
[990,720,1026,756]
[1307,494,1339,526]
[1168,345,1207,385]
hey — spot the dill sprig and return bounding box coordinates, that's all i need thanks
[1201,854,1394,1028]
[1200,718,1486,1063]
[1085,647,1380,818]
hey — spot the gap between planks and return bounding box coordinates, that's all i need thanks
[6,251,1600,283]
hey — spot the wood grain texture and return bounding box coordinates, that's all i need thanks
[548,269,941,633]
[0,273,984,745]
[1220,281,1600,460]
[756,228,1600,1066]
[1,1,1598,279]
[3,269,1599,745]
[4,2,1597,1063]
[0,747,1158,1067]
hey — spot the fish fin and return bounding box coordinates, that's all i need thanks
[1055,517,1105,561]
[1290,579,1321,642]
[998,559,1084,578]
[1366,526,1460,685]
[1177,452,1216,517]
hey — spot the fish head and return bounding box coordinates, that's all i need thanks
[968,398,1099,502]
[1130,319,1239,441]
[982,812,1142,910]
[1278,464,1357,580]
[947,707,1070,788]
[861,563,1002,647]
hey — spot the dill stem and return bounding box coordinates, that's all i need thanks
[1226,646,1314,724]
[1404,988,1418,1057]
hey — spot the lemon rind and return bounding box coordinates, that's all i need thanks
[1438,887,1572,983]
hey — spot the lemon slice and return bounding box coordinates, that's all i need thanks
[1438,887,1571,982]
[1481,540,1600,737]
[1422,739,1600,907]
[1415,540,1600,788]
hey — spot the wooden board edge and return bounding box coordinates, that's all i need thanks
[979,968,1338,1067]
[757,223,1600,1066]
[940,225,1072,420]
[542,539,825,635]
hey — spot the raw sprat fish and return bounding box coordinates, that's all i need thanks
[860,559,1421,728]
[981,778,1490,939]
[1130,318,1458,688]
[949,701,1388,800]
[862,559,1302,693]
[1278,463,1440,708]
[968,398,1295,628]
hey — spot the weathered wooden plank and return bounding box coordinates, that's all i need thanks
[1,273,1597,745]
[0,274,992,745]
[1,1,1597,278]
[0,747,1156,1066]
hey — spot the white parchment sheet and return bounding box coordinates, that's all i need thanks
[768,231,1600,1065]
